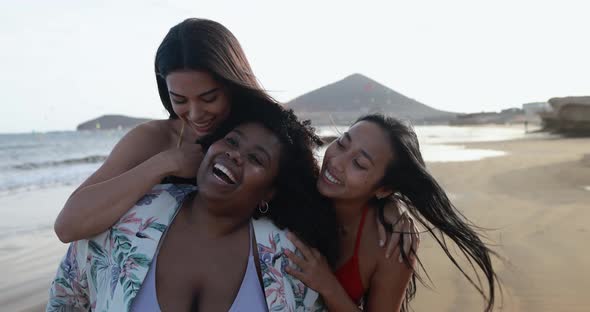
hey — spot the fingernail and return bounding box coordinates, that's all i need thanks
[379,240,384,247]
[385,252,390,259]
[399,254,403,263]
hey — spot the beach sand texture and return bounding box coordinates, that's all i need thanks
[0,186,71,312]
[1,136,589,311]
[412,137,590,312]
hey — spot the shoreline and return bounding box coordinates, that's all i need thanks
[3,135,589,311]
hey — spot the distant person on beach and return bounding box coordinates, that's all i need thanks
[53,18,396,249]
[284,114,499,311]
[47,106,339,311]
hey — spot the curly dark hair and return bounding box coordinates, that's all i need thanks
[198,102,340,265]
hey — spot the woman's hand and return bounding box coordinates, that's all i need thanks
[376,198,420,261]
[158,143,204,178]
[284,231,340,295]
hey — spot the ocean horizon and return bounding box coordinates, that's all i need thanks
[0,124,535,196]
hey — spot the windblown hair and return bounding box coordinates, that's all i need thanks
[155,18,278,133]
[357,114,499,312]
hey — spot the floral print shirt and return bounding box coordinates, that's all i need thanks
[46,184,326,311]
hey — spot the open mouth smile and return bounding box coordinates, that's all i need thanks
[213,163,237,185]
[323,168,343,185]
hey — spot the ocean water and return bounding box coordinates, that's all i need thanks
[0,125,529,195]
[315,125,529,163]
[0,130,126,195]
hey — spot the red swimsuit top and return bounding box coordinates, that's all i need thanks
[335,207,369,304]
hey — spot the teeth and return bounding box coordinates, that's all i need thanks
[214,163,236,183]
[324,170,342,185]
[193,119,213,128]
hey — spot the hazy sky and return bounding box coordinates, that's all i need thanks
[1,0,588,133]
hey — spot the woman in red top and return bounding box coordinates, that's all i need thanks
[286,114,498,312]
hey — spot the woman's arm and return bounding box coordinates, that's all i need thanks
[54,121,203,243]
[365,218,419,312]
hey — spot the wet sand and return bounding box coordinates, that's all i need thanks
[0,186,71,312]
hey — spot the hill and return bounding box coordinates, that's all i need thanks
[287,73,456,125]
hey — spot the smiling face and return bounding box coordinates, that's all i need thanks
[166,70,231,138]
[317,121,395,203]
[196,122,282,216]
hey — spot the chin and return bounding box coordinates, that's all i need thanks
[317,184,336,199]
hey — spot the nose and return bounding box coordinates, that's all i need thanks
[188,101,203,121]
[225,150,243,166]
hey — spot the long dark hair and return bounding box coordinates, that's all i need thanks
[357,114,499,312]
[155,18,277,126]
[157,18,284,185]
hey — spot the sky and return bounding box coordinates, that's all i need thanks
[1,0,588,133]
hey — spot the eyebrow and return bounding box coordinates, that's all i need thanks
[233,129,272,163]
[344,132,375,165]
[169,87,220,98]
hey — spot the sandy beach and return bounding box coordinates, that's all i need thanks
[0,186,72,312]
[2,134,589,311]
[413,136,590,311]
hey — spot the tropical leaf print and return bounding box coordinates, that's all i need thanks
[135,193,160,206]
[48,184,330,311]
[165,184,197,203]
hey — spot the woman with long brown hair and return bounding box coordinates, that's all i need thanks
[54,18,282,243]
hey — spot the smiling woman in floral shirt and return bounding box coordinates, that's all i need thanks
[46,106,339,311]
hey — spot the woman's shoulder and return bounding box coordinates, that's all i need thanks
[133,119,178,142]
[360,208,384,269]
[115,119,182,158]
[112,119,176,156]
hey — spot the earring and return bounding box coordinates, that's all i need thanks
[258,201,269,214]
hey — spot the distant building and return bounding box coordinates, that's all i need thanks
[450,108,525,125]
[540,96,590,135]
[523,102,551,121]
